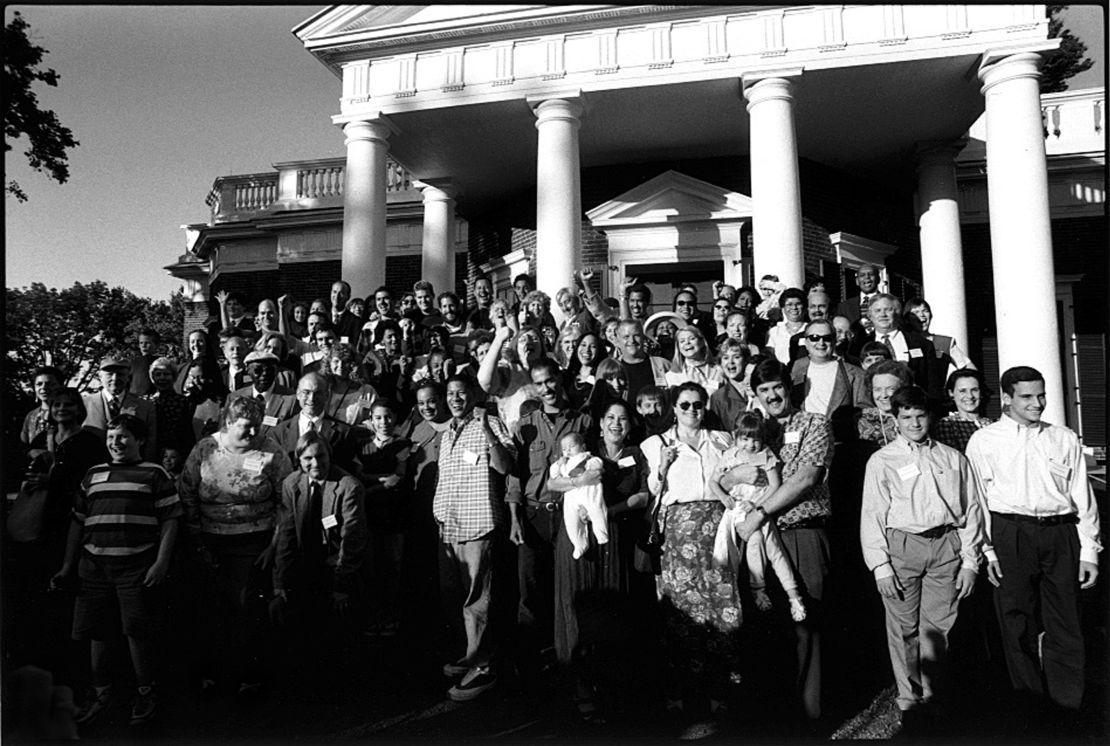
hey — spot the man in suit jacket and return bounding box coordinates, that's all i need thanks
[272,432,368,618]
[848,294,939,402]
[83,357,159,461]
[267,372,356,469]
[835,263,880,324]
[220,332,252,391]
[790,321,868,438]
[235,351,296,437]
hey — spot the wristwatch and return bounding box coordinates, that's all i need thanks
[754,505,768,518]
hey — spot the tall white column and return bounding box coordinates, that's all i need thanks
[744,75,805,289]
[979,52,1065,424]
[532,97,584,318]
[341,118,394,299]
[915,140,969,354]
[417,181,457,295]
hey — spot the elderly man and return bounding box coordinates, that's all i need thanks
[965,366,1101,714]
[82,357,158,461]
[268,372,354,469]
[836,264,880,324]
[831,315,859,365]
[849,294,939,401]
[434,375,515,702]
[506,359,592,679]
[732,358,834,725]
[219,332,251,391]
[235,351,296,437]
[555,285,599,335]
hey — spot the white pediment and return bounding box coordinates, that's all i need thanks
[587,171,753,228]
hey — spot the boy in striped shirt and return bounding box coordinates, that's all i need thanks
[51,414,182,727]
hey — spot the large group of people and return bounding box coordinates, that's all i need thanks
[4,263,1101,740]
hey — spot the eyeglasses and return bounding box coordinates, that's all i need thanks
[806,334,835,343]
[676,400,706,412]
[714,304,732,311]
[675,300,695,307]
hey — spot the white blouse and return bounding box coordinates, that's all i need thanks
[641,426,733,505]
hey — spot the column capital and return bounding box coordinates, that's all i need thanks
[414,179,458,202]
[528,94,585,128]
[742,71,802,111]
[333,113,400,143]
[978,50,1044,94]
[914,138,969,169]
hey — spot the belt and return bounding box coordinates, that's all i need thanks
[991,511,1078,527]
[530,501,561,513]
[914,525,955,540]
[780,516,827,531]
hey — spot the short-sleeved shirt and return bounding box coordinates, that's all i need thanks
[765,409,834,528]
[74,460,183,557]
[433,410,516,543]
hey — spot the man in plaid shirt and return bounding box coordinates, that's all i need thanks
[433,374,515,702]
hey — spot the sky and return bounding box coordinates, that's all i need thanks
[4,4,1107,302]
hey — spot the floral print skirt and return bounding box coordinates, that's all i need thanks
[656,501,742,696]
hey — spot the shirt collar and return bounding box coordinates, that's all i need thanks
[1000,413,1046,434]
[895,434,934,451]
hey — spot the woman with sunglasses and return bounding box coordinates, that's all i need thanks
[710,298,734,353]
[641,382,741,735]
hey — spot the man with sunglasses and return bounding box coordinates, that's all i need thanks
[789,320,867,420]
[786,291,833,363]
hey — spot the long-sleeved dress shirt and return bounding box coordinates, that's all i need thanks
[860,435,985,579]
[965,415,1102,565]
[642,426,733,505]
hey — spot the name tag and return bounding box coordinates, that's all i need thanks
[462,449,480,465]
[897,463,921,481]
[784,431,800,445]
[262,415,279,427]
[617,455,636,468]
[908,348,924,359]
[1048,461,1071,480]
[242,454,266,474]
[322,514,338,530]
[340,336,350,345]
[89,471,110,485]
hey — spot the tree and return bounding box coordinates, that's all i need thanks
[1041,5,1095,93]
[4,11,79,202]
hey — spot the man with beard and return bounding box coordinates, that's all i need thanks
[730,358,834,728]
[506,359,592,683]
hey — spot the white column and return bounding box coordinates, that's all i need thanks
[744,75,805,289]
[341,118,394,299]
[532,97,584,318]
[417,181,457,295]
[915,140,969,354]
[979,52,1065,424]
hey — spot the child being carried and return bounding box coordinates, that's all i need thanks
[713,412,806,622]
[550,433,608,560]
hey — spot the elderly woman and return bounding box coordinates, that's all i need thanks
[765,287,808,364]
[11,388,109,679]
[930,368,993,452]
[856,360,914,447]
[519,289,557,330]
[179,396,294,694]
[477,324,549,430]
[669,326,724,393]
[324,344,377,424]
[144,356,195,456]
[641,382,741,730]
[550,399,652,721]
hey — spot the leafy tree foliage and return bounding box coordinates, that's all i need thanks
[1041,5,1095,93]
[4,11,79,202]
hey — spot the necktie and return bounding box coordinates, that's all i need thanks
[305,481,327,557]
[308,419,317,432]
[881,334,896,357]
[107,397,120,419]
[861,294,873,316]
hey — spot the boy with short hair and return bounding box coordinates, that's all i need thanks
[860,385,984,723]
[635,385,673,438]
[51,415,182,727]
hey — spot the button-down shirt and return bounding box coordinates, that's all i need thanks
[506,407,592,506]
[432,410,516,543]
[765,409,834,528]
[642,426,733,505]
[861,435,985,579]
[966,415,1102,565]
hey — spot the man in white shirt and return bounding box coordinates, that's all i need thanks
[849,294,938,402]
[965,366,1101,712]
[789,320,867,420]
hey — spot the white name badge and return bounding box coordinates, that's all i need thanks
[89,471,110,485]
[340,336,350,345]
[242,454,265,474]
[322,514,338,530]
[617,455,636,468]
[897,463,921,481]
[784,431,800,445]
[908,348,924,359]
[262,415,279,427]
[1048,461,1071,479]
[462,449,480,465]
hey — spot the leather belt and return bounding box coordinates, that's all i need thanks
[915,525,955,540]
[991,511,1078,527]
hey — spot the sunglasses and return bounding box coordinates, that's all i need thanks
[676,400,706,412]
[675,300,695,307]
[806,334,835,343]
[714,304,732,310]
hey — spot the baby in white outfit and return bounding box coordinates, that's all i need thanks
[713,413,806,622]
[551,433,608,559]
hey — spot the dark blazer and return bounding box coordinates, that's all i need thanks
[273,466,367,596]
[333,311,365,345]
[233,384,297,436]
[82,391,159,461]
[267,414,356,470]
[222,365,252,392]
[789,358,868,417]
[849,330,939,400]
[836,295,868,324]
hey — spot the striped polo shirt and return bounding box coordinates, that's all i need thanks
[74,460,183,557]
